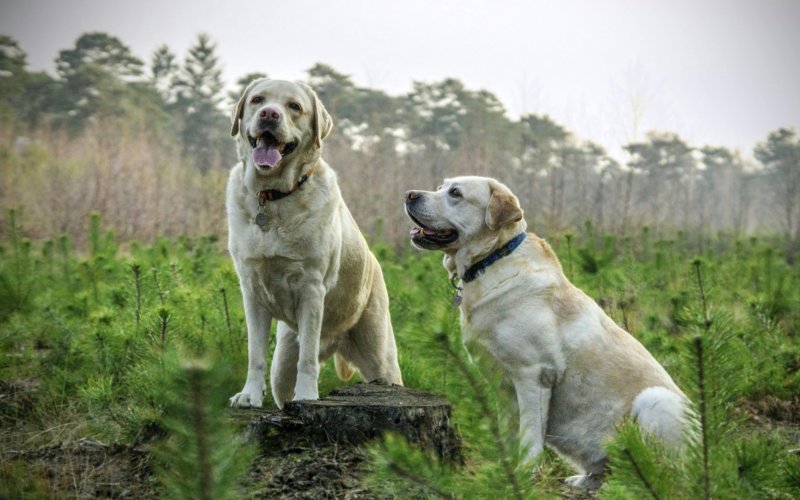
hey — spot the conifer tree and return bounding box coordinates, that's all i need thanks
[151,44,180,105]
[53,32,145,130]
[175,33,228,172]
[755,128,800,259]
[0,36,28,119]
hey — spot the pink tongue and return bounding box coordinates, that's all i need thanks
[253,146,282,168]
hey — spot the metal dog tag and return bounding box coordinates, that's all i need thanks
[255,212,268,229]
[451,294,462,308]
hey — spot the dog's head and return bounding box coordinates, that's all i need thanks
[230,79,333,175]
[404,176,525,253]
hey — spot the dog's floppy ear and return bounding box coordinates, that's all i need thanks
[485,179,523,231]
[230,78,268,138]
[298,82,333,148]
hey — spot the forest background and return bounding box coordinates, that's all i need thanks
[1,32,798,259]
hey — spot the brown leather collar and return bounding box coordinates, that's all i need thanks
[257,166,315,206]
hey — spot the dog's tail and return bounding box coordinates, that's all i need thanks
[632,386,696,451]
[334,352,356,381]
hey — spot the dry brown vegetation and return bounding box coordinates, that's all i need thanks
[1,124,228,247]
[2,33,799,254]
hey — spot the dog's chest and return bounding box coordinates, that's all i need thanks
[233,219,332,278]
[230,210,343,325]
[236,221,292,259]
[458,312,520,373]
[232,197,328,260]
[458,278,516,341]
[243,258,308,323]
[458,279,563,368]
[458,289,509,358]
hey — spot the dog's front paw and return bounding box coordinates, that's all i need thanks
[293,377,319,402]
[228,383,265,408]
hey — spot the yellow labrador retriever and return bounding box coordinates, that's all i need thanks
[405,175,692,488]
[227,79,402,409]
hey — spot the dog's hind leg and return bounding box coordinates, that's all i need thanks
[338,277,402,385]
[333,352,356,381]
[339,317,402,385]
[270,321,299,409]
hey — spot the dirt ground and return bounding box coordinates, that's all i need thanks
[0,381,395,498]
[2,379,798,498]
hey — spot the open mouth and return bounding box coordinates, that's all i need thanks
[248,131,297,168]
[407,212,458,249]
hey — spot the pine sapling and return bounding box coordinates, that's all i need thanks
[153,355,254,500]
[42,239,54,279]
[59,234,72,286]
[131,263,142,331]
[3,208,36,314]
[186,365,213,500]
[219,287,233,348]
[622,447,661,500]
[692,259,712,500]
[153,267,167,306]
[564,232,574,280]
[694,336,711,500]
[436,333,524,500]
[602,419,676,499]
[158,307,171,349]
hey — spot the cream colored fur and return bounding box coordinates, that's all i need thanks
[227,79,402,409]
[405,176,693,488]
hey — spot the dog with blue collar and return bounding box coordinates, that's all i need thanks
[405,175,694,490]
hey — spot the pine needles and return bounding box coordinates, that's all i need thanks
[152,354,254,500]
[601,257,798,499]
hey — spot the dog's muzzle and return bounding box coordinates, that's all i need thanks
[405,193,459,249]
[248,127,297,169]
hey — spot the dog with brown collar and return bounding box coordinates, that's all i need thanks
[227,79,402,409]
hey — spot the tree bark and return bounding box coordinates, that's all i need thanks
[232,380,463,464]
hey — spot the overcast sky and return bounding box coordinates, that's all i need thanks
[1,0,798,159]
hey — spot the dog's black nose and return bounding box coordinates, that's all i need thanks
[406,191,421,202]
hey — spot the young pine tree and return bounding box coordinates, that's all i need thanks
[601,259,797,498]
[152,352,253,500]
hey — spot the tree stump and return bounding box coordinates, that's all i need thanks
[234,380,462,464]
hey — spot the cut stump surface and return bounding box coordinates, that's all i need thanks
[232,380,462,464]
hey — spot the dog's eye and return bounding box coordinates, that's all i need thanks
[288,102,302,112]
[448,187,462,198]
[250,96,264,104]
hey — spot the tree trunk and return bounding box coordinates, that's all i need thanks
[232,380,463,464]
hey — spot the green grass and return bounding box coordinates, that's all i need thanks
[1,211,799,497]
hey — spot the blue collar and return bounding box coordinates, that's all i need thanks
[461,232,527,283]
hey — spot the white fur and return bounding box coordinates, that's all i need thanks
[227,79,402,409]
[405,176,693,488]
[632,386,693,448]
